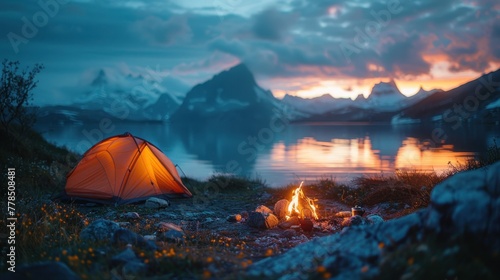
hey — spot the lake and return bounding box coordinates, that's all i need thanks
[34,121,499,187]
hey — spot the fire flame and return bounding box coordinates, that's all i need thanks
[286,181,319,220]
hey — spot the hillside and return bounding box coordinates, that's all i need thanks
[398,69,500,124]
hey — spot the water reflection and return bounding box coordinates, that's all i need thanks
[35,122,498,187]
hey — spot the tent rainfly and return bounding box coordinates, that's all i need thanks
[64,132,192,204]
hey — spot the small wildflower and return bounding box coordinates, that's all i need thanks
[265,248,273,257]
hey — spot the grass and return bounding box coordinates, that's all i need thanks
[0,125,79,196]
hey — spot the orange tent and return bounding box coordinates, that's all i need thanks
[65,133,192,204]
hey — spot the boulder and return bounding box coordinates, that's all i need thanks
[122,261,147,279]
[120,212,140,220]
[145,197,170,209]
[341,215,367,228]
[160,230,186,243]
[247,211,279,229]
[111,247,139,266]
[112,229,157,250]
[367,214,384,225]
[428,162,500,248]
[80,219,120,242]
[273,199,290,220]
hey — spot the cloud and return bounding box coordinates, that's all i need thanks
[491,23,500,59]
[1,0,499,104]
[252,8,296,41]
[378,34,432,77]
[133,15,192,46]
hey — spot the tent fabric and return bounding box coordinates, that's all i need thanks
[65,133,192,204]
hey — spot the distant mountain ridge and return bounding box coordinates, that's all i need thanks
[282,79,440,121]
[37,64,500,126]
[394,69,500,124]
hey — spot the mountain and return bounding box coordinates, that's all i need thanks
[171,64,287,125]
[38,68,182,123]
[364,79,406,111]
[281,93,353,115]
[76,68,181,121]
[395,69,500,124]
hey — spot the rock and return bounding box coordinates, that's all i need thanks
[341,215,367,227]
[116,222,131,227]
[376,211,425,246]
[156,222,185,243]
[428,162,500,248]
[0,261,79,280]
[111,247,139,266]
[111,248,147,279]
[227,214,242,222]
[80,219,120,242]
[247,211,279,229]
[122,261,147,279]
[158,228,186,243]
[120,212,140,220]
[145,197,170,209]
[240,211,249,219]
[281,229,297,239]
[278,216,300,229]
[113,229,157,250]
[156,222,183,232]
[367,214,384,225]
[273,199,290,220]
[255,205,273,214]
[300,218,314,232]
[143,235,156,241]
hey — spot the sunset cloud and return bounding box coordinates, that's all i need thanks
[0,0,498,104]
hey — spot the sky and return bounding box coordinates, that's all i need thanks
[1,0,499,105]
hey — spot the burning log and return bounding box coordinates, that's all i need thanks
[274,199,290,220]
[286,182,319,220]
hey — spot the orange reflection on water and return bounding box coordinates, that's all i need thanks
[266,136,476,182]
[395,138,476,173]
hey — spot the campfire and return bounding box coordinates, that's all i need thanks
[286,181,319,220]
[243,181,360,233]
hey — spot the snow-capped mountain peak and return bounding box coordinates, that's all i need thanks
[366,80,406,110]
[74,67,182,121]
